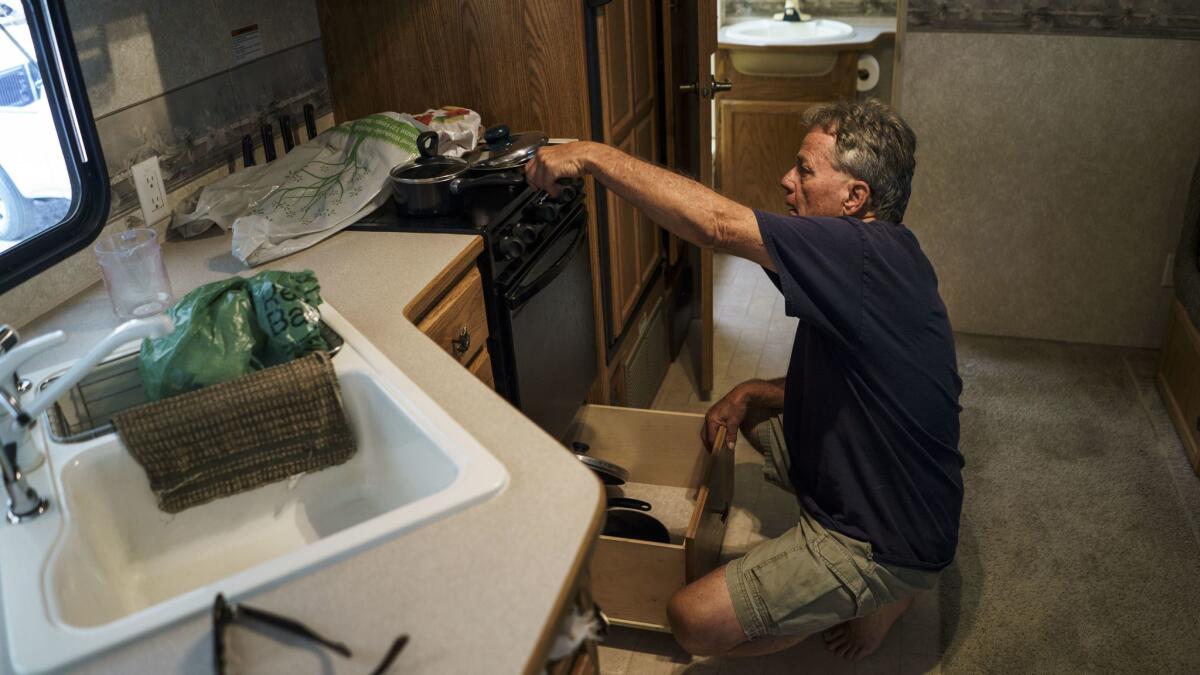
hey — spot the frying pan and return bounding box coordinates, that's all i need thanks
[602,508,671,543]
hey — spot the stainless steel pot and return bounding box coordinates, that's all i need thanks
[464,125,548,173]
[389,131,523,216]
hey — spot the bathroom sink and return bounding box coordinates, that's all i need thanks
[0,303,508,673]
[719,19,854,47]
[719,19,855,77]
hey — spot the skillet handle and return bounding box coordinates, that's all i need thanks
[608,497,651,512]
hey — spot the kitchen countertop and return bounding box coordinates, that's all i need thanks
[0,227,605,674]
[718,15,896,52]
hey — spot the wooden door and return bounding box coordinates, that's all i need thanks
[662,0,717,399]
[596,0,662,337]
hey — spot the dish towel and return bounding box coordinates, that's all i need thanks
[113,351,356,513]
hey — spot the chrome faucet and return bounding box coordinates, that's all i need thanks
[0,315,174,524]
[780,0,811,22]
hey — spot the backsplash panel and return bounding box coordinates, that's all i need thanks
[908,0,1200,40]
[0,1,331,329]
[723,0,897,19]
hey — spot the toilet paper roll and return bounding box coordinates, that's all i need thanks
[856,54,880,92]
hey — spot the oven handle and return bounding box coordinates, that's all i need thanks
[506,225,587,310]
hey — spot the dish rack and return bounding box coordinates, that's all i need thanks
[41,322,344,444]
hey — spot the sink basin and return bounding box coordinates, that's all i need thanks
[719,19,854,47]
[0,303,508,673]
[719,19,855,77]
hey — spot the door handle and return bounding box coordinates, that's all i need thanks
[682,77,732,98]
[451,327,471,356]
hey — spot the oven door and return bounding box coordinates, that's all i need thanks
[500,209,597,439]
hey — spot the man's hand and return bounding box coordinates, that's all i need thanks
[703,385,749,452]
[702,378,787,451]
[524,142,598,197]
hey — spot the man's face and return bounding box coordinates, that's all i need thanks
[780,129,861,218]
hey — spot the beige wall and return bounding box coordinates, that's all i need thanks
[899,32,1200,348]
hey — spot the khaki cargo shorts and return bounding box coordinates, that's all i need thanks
[725,415,939,639]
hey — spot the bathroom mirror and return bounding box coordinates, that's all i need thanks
[0,0,109,295]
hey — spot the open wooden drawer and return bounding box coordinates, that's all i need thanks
[566,405,734,632]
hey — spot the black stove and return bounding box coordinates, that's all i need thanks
[348,177,596,439]
[350,179,580,283]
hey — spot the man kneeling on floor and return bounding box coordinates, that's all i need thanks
[525,99,963,661]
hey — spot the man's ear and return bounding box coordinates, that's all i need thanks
[843,180,872,218]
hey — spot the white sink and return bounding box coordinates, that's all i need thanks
[720,19,854,47]
[719,19,855,77]
[0,304,509,673]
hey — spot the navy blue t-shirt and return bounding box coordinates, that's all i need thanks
[757,210,964,571]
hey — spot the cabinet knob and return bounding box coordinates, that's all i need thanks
[710,77,733,95]
[452,327,471,356]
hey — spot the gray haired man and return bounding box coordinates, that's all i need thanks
[525,100,963,661]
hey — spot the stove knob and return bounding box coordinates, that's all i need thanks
[552,184,578,203]
[498,236,526,260]
[529,202,560,223]
[513,223,539,245]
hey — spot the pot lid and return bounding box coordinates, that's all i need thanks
[390,131,469,183]
[469,125,548,170]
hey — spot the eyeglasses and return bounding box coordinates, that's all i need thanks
[212,593,408,675]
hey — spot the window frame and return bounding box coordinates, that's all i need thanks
[0,0,109,295]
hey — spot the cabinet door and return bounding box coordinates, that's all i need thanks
[607,132,641,326]
[596,0,634,139]
[717,99,825,213]
[598,0,662,336]
[632,115,662,297]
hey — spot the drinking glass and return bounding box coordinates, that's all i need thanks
[93,228,174,319]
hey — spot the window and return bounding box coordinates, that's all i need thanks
[0,0,108,294]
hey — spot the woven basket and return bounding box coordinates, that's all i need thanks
[113,351,356,513]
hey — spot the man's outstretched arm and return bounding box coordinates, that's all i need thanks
[524,141,775,271]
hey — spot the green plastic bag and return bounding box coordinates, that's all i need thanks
[139,270,327,401]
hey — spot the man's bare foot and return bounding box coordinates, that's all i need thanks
[822,595,914,662]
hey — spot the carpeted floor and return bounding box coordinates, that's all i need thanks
[940,334,1200,674]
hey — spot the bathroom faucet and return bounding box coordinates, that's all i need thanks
[780,0,811,22]
[0,315,174,524]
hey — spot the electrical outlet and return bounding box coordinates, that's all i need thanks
[1162,252,1176,288]
[131,156,169,226]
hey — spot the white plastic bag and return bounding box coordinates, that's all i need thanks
[172,112,427,266]
[412,106,482,158]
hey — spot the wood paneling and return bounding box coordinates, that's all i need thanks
[316,0,590,140]
[717,99,824,213]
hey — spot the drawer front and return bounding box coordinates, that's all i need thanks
[572,406,733,631]
[416,266,488,366]
[467,348,495,390]
[686,431,733,582]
